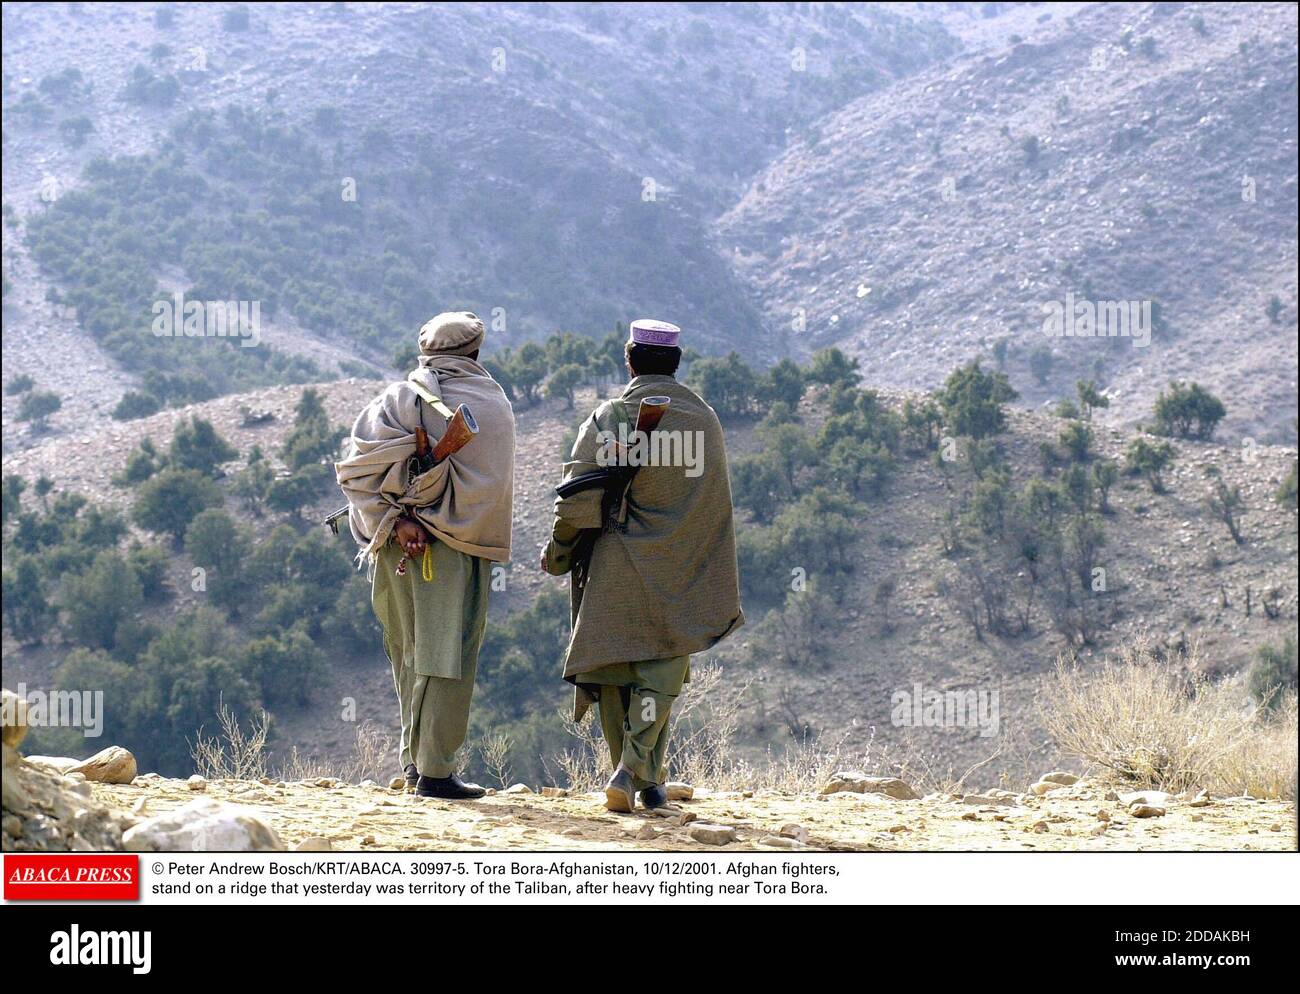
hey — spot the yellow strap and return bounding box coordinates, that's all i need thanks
[421,544,434,582]
[406,374,455,420]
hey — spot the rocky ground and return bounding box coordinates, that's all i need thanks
[5,745,1294,853]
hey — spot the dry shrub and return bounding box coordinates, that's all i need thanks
[274,722,395,784]
[189,700,270,781]
[1044,638,1298,798]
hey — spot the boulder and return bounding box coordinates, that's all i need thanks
[186,775,207,792]
[820,772,919,800]
[123,799,284,852]
[68,746,137,785]
[293,837,333,852]
[503,783,533,794]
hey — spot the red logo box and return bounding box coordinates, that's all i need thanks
[4,855,140,901]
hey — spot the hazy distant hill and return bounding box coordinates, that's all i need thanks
[718,2,1299,441]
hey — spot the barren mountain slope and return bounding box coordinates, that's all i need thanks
[718,1,1299,441]
[1,0,956,408]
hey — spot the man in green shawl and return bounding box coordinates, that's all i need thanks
[542,319,744,812]
[336,312,515,799]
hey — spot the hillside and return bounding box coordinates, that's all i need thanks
[1,1,956,430]
[3,370,1295,782]
[718,1,1299,441]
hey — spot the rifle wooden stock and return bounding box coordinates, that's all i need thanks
[430,404,479,463]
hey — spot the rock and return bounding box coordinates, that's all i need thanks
[294,837,333,852]
[23,755,80,776]
[1120,790,1172,808]
[820,772,919,800]
[635,824,659,840]
[123,799,284,852]
[186,775,207,792]
[387,776,406,790]
[360,779,379,788]
[665,782,694,801]
[1030,781,1073,796]
[503,783,532,794]
[1032,821,1049,833]
[68,746,137,784]
[1188,790,1211,807]
[1037,771,1079,786]
[778,823,809,844]
[541,786,568,798]
[1,689,28,749]
[651,806,695,824]
[1090,822,1108,836]
[962,793,1016,806]
[1129,804,1166,819]
[688,823,736,846]
[760,835,804,849]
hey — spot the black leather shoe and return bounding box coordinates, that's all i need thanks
[604,766,635,813]
[404,764,419,788]
[416,774,486,799]
[639,784,669,810]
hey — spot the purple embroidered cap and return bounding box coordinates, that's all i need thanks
[628,318,681,348]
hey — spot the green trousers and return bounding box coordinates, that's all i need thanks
[372,538,489,779]
[585,656,689,791]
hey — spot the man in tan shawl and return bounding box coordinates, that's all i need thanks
[542,319,744,812]
[336,312,515,799]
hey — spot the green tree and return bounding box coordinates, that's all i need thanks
[19,391,61,430]
[546,363,584,409]
[185,508,253,613]
[132,468,223,544]
[1153,381,1226,440]
[1124,436,1176,493]
[1249,635,1296,711]
[170,416,237,477]
[938,361,1019,440]
[59,550,144,651]
[766,358,806,408]
[806,348,861,390]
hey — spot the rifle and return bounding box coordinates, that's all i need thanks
[553,396,670,586]
[554,396,671,501]
[325,386,479,534]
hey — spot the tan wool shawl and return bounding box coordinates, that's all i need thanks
[335,355,516,567]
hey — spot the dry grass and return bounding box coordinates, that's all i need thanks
[269,723,395,784]
[546,658,1035,796]
[189,700,270,781]
[1044,638,1298,799]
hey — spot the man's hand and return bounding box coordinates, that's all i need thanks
[393,516,428,558]
[539,543,549,573]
